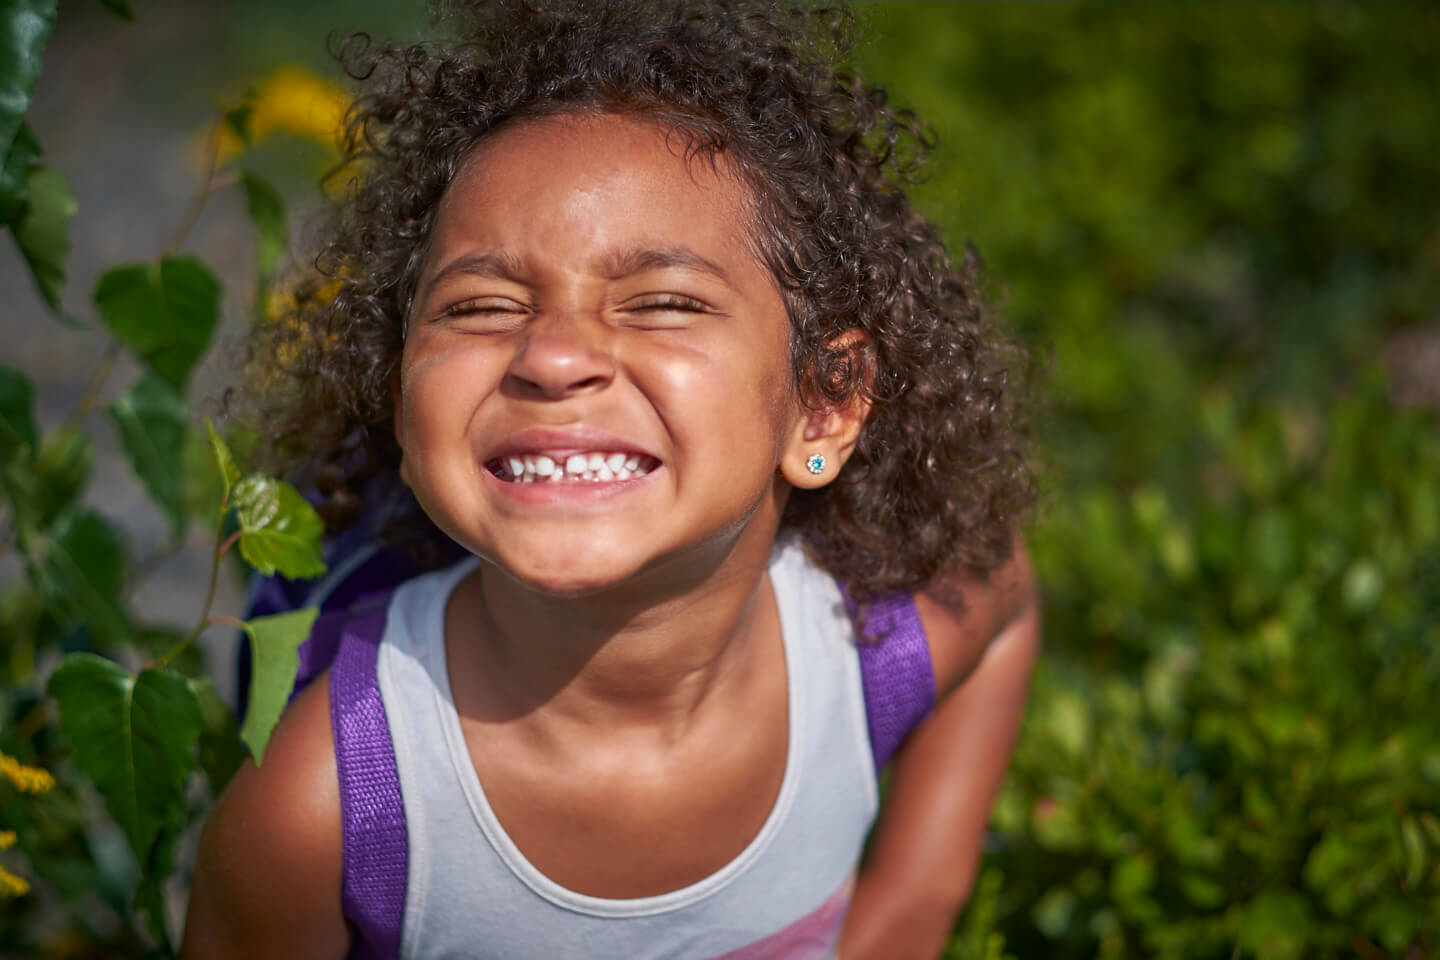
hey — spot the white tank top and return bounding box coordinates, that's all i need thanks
[375,537,881,959]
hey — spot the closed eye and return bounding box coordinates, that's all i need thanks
[439,298,529,332]
[627,294,711,313]
[615,294,714,331]
[444,298,526,317]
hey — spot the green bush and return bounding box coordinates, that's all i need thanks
[997,379,1440,958]
[856,4,1440,956]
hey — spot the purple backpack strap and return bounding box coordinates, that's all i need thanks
[847,590,936,772]
[329,596,408,960]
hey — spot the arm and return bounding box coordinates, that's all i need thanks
[839,541,1041,960]
[181,675,349,960]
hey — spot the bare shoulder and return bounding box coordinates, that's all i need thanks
[912,536,1039,697]
[182,672,348,960]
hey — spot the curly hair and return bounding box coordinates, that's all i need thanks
[246,0,1034,600]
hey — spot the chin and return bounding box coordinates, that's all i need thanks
[481,543,654,599]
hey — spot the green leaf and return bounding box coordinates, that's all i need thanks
[0,453,39,539]
[1031,886,1076,939]
[1110,854,1156,905]
[0,121,39,225]
[239,607,319,764]
[13,162,75,310]
[190,675,246,795]
[32,427,92,528]
[205,416,240,497]
[0,363,37,464]
[134,870,171,952]
[223,101,254,148]
[135,625,204,678]
[93,257,220,392]
[97,0,135,21]
[47,656,202,877]
[107,374,190,536]
[240,171,286,279]
[1238,889,1311,960]
[230,474,325,578]
[0,0,58,173]
[38,508,130,645]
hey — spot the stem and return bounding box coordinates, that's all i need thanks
[158,495,229,670]
[164,113,226,256]
[217,529,241,558]
[11,702,50,743]
[205,615,247,630]
[59,112,229,435]
[59,340,123,433]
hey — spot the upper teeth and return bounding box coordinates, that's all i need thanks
[501,451,649,482]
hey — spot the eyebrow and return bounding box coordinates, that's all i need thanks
[421,251,529,295]
[421,245,731,300]
[598,246,731,284]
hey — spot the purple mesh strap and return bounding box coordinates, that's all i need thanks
[847,589,936,772]
[330,603,407,960]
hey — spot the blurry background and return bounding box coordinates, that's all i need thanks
[2,2,1437,957]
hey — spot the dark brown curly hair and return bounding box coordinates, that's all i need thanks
[246,0,1034,600]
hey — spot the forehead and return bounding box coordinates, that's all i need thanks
[426,112,763,278]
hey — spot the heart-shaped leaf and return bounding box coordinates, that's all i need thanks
[38,508,129,645]
[0,0,58,173]
[13,162,75,310]
[239,607,319,764]
[230,474,325,579]
[190,675,246,795]
[107,374,190,536]
[47,656,202,875]
[0,363,36,465]
[93,257,220,392]
[0,122,39,226]
[31,427,91,528]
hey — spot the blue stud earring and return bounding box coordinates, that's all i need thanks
[806,453,826,475]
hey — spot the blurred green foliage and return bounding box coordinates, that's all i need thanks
[857,4,1440,957]
[1,3,328,953]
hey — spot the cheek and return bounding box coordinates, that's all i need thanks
[634,334,795,455]
[398,342,500,447]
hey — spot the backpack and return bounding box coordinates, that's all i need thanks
[243,542,935,960]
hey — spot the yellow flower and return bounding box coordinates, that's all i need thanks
[1,832,28,899]
[0,754,55,794]
[0,865,29,898]
[216,66,350,164]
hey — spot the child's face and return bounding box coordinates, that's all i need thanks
[397,112,803,596]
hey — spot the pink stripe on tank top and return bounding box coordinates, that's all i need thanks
[709,876,852,959]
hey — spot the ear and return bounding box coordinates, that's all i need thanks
[779,329,873,490]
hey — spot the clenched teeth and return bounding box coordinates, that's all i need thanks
[490,451,655,483]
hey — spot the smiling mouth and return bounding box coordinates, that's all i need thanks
[486,451,661,483]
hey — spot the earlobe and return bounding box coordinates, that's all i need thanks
[780,329,874,489]
[780,404,864,489]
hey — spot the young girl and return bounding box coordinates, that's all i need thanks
[184,2,1039,958]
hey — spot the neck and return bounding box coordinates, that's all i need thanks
[447,509,785,742]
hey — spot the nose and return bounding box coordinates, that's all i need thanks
[504,314,616,400]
